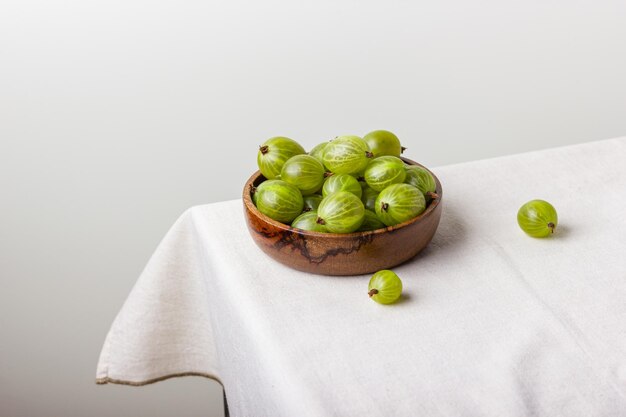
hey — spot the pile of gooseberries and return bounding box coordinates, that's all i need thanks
[253,130,438,234]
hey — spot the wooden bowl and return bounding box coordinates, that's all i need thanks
[242,158,443,276]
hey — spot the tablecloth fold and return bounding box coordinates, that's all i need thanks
[96,209,221,385]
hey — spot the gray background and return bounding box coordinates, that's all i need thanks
[1,0,625,416]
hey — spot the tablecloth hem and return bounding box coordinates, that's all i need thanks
[95,371,223,387]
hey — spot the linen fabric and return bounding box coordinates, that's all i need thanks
[97,138,626,416]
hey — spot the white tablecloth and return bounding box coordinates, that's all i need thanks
[97,138,626,417]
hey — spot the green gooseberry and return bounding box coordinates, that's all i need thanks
[322,174,362,199]
[361,186,379,212]
[322,135,373,175]
[405,165,437,201]
[358,210,386,232]
[257,137,305,180]
[517,200,558,237]
[375,183,425,226]
[363,130,403,158]
[364,156,407,192]
[291,211,328,233]
[316,191,365,233]
[302,194,323,212]
[368,270,403,304]
[309,142,329,167]
[280,154,325,195]
[255,180,304,224]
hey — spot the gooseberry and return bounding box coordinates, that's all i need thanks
[291,211,328,233]
[322,174,362,199]
[361,186,379,212]
[280,154,325,195]
[368,270,403,304]
[309,142,328,167]
[363,130,403,158]
[316,191,365,233]
[405,165,437,200]
[375,183,425,226]
[257,137,305,179]
[255,180,304,224]
[358,210,386,232]
[517,200,558,237]
[302,194,323,212]
[322,135,372,175]
[364,156,407,192]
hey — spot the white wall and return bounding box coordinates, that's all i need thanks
[1,1,625,416]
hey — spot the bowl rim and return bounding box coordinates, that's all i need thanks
[242,157,443,239]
